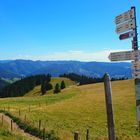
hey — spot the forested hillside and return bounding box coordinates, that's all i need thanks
[60,73,128,85]
[0,78,9,91]
[0,74,51,98]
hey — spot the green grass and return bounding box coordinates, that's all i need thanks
[0,110,59,140]
[0,128,28,140]
[0,115,34,140]
[0,78,140,140]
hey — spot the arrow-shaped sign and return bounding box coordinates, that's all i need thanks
[115,8,135,25]
[116,19,135,34]
[108,50,140,61]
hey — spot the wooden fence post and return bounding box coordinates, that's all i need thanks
[29,106,30,112]
[24,114,26,122]
[139,121,140,133]
[1,115,3,126]
[43,128,45,140]
[8,106,10,111]
[11,120,13,131]
[19,109,21,116]
[104,73,116,140]
[39,120,41,130]
[74,131,79,140]
[86,129,89,140]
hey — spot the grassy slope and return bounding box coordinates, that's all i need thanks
[0,79,139,140]
[0,117,35,140]
[24,77,75,96]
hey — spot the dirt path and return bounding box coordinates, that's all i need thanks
[0,113,41,140]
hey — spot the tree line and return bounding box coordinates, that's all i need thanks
[0,74,51,98]
[60,73,128,85]
[0,74,66,98]
[0,72,127,98]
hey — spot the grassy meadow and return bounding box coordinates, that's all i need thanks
[0,78,140,140]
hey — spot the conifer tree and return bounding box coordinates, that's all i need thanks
[45,82,53,91]
[53,83,60,94]
[60,80,66,89]
[41,81,46,95]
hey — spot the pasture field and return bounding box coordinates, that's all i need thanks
[0,78,140,140]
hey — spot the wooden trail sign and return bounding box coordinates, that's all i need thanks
[116,19,135,34]
[115,8,135,25]
[108,50,140,62]
[108,50,132,61]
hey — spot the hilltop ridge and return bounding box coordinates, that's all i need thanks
[0,60,131,79]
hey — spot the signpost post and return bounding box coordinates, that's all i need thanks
[110,6,140,130]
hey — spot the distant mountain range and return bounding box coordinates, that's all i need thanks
[0,60,132,79]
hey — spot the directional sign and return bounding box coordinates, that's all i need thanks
[116,19,136,34]
[108,50,132,61]
[115,9,135,25]
[119,31,135,40]
[108,50,140,61]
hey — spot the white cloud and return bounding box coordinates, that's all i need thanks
[6,49,127,62]
[42,50,111,61]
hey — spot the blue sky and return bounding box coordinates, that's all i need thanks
[0,0,140,61]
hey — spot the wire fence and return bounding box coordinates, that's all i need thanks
[0,104,139,140]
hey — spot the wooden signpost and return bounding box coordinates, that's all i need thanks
[110,6,140,129]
